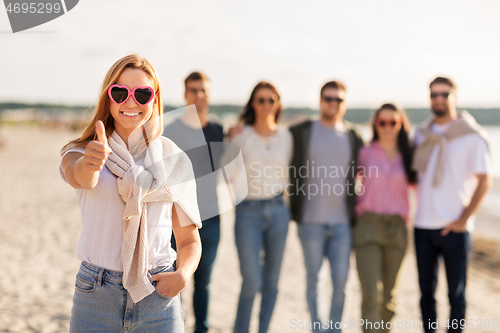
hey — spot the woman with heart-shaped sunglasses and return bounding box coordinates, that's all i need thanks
[59,54,202,332]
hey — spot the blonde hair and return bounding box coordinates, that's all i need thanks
[61,54,163,155]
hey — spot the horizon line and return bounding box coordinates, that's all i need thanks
[1,101,500,110]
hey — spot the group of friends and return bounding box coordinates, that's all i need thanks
[60,54,491,333]
[170,72,491,333]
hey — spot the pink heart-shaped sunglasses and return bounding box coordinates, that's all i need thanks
[108,84,155,106]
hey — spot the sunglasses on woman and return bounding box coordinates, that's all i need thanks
[108,84,155,105]
[377,119,400,127]
[256,97,275,105]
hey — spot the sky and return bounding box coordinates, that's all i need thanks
[0,0,499,109]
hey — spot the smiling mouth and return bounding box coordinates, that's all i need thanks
[120,111,142,117]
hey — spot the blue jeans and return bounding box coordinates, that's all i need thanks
[298,223,352,333]
[414,228,472,333]
[70,261,183,332]
[233,195,290,333]
[171,215,220,333]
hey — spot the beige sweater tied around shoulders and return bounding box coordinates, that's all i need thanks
[412,110,489,188]
[105,129,201,303]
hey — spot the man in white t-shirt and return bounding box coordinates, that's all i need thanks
[412,77,492,333]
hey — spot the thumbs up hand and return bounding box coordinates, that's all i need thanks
[83,120,112,172]
[95,120,108,146]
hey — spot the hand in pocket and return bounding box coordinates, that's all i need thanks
[152,271,188,297]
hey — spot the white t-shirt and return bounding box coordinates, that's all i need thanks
[59,148,177,271]
[414,121,492,231]
[227,125,293,200]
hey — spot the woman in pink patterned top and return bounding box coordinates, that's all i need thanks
[354,103,416,333]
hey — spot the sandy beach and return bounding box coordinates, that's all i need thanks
[0,124,499,333]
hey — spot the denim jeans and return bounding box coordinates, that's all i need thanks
[233,195,290,333]
[70,261,183,332]
[298,223,352,333]
[414,228,472,333]
[171,215,220,333]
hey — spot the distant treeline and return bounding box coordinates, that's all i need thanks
[1,102,499,126]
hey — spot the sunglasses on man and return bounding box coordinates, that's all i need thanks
[321,96,344,104]
[430,92,450,99]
